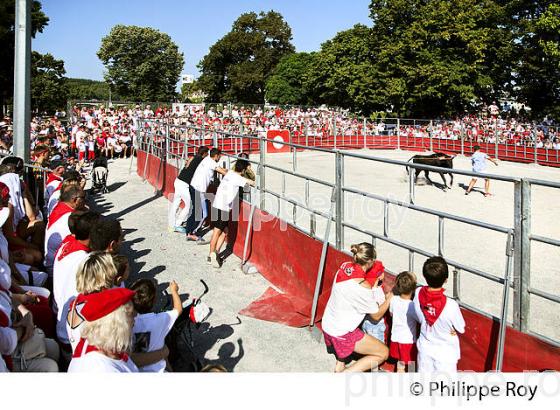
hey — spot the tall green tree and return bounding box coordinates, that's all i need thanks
[97,25,184,102]
[511,1,560,119]
[0,0,49,111]
[265,52,316,105]
[366,0,514,117]
[31,51,67,113]
[197,11,295,103]
[306,24,379,114]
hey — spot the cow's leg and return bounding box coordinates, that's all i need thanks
[414,169,421,184]
[439,172,448,190]
[449,172,454,187]
[424,170,433,185]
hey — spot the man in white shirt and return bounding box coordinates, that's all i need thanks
[187,148,226,240]
[44,186,86,274]
[53,211,99,357]
[413,257,465,373]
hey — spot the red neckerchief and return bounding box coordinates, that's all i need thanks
[418,286,447,326]
[46,173,62,185]
[57,235,90,261]
[72,338,129,362]
[335,261,385,286]
[47,202,74,229]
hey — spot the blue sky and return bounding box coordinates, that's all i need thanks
[33,0,372,81]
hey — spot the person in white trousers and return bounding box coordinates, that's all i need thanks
[168,146,209,233]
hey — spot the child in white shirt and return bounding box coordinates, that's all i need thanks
[131,279,183,372]
[413,257,465,373]
[388,271,418,372]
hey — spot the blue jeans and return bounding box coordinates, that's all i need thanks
[362,318,386,343]
[185,187,208,235]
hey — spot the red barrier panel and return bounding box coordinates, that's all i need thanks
[230,201,560,371]
[267,130,291,153]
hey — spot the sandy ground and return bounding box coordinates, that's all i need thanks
[255,149,560,342]
[89,158,333,372]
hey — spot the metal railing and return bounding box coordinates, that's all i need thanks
[137,119,560,359]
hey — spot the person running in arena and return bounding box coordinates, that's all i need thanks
[321,243,391,372]
[465,145,499,197]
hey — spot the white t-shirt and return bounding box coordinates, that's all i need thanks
[44,213,72,270]
[413,288,465,363]
[471,151,488,173]
[389,296,418,344]
[190,156,218,193]
[212,171,248,212]
[68,351,139,373]
[53,248,89,344]
[321,276,379,337]
[132,309,179,372]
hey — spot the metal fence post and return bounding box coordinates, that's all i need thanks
[258,137,266,210]
[335,151,344,250]
[429,120,433,152]
[397,118,401,150]
[533,131,538,164]
[494,118,499,159]
[513,179,531,332]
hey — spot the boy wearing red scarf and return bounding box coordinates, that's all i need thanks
[413,256,465,373]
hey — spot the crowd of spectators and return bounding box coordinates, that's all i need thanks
[131,103,560,149]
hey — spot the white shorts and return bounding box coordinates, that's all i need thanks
[417,351,458,374]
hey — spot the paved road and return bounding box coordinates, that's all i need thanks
[89,157,333,372]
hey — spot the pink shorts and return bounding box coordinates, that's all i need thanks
[324,328,365,359]
[389,341,417,364]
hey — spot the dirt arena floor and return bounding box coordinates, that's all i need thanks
[255,149,560,343]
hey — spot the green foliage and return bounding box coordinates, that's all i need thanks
[31,51,67,114]
[97,25,184,102]
[265,52,316,105]
[513,1,560,119]
[306,24,379,114]
[66,78,120,101]
[364,0,514,117]
[0,0,49,109]
[197,11,295,103]
[180,80,205,103]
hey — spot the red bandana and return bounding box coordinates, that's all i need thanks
[335,261,385,286]
[57,235,90,261]
[72,338,129,362]
[46,173,62,185]
[418,286,447,326]
[47,202,74,229]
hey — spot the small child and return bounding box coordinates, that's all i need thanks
[131,279,182,372]
[413,256,465,373]
[78,138,87,162]
[361,268,387,343]
[87,135,95,161]
[388,271,419,372]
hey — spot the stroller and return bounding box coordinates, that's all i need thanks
[91,156,109,193]
[165,279,211,372]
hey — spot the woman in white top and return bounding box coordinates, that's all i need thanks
[322,243,391,372]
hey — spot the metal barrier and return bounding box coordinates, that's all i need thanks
[137,119,560,358]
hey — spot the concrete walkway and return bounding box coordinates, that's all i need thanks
[90,157,333,372]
